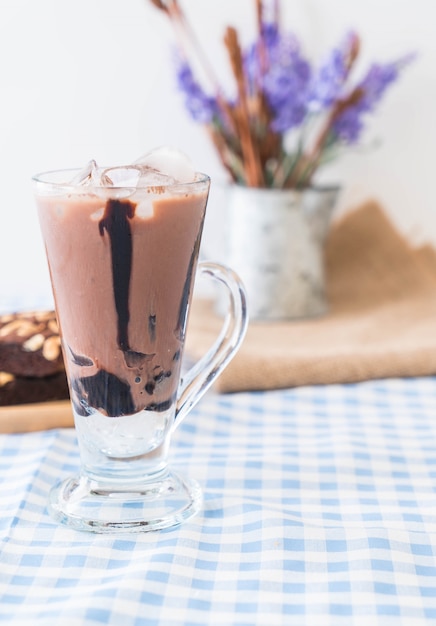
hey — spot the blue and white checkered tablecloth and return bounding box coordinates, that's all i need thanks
[2,377,436,625]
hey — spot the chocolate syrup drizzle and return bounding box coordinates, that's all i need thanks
[175,231,202,342]
[99,199,135,351]
[71,198,137,417]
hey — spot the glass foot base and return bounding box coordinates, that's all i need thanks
[48,470,202,533]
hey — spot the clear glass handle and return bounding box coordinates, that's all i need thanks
[173,261,248,430]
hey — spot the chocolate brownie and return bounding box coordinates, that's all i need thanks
[0,310,69,406]
[0,371,69,406]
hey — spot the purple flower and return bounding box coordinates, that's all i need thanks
[332,54,414,143]
[245,24,312,133]
[308,31,359,112]
[331,109,364,144]
[355,61,401,112]
[175,59,218,124]
[261,21,282,50]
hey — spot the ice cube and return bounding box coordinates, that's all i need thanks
[133,146,196,183]
[135,198,154,219]
[101,164,175,189]
[100,166,141,187]
[136,167,177,187]
[68,160,101,186]
[90,207,105,221]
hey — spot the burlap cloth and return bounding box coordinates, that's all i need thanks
[186,201,436,392]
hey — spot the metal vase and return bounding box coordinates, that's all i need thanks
[222,184,340,321]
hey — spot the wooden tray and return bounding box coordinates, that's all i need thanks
[0,400,74,434]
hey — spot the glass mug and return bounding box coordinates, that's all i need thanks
[33,166,247,533]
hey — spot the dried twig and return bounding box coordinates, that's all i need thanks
[224,26,264,187]
[148,0,170,14]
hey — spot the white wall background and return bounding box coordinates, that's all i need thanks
[0,0,434,312]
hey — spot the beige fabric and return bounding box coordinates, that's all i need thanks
[186,201,436,392]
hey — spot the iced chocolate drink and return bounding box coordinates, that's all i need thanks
[33,149,247,532]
